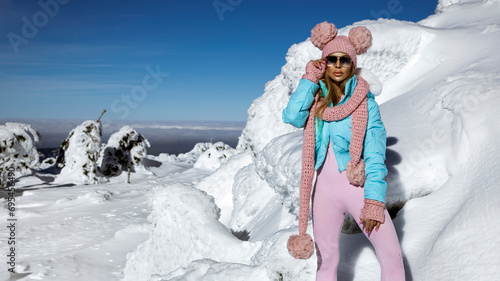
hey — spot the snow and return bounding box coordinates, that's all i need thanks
[192,141,239,172]
[195,150,254,226]
[0,175,152,280]
[122,182,260,280]
[3,0,500,280]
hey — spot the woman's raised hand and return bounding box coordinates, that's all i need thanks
[302,58,326,84]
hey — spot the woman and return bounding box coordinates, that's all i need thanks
[283,21,405,281]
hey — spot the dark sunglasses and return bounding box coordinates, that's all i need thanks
[325,55,352,67]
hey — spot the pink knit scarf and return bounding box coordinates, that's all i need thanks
[298,76,370,236]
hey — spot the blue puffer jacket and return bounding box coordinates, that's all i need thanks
[282,75,388,203]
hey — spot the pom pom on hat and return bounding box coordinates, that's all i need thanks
[311,21,337,50]
[348,26,372,55]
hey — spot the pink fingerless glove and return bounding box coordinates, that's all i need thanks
[302,60,326,84]
[360,199,385,224]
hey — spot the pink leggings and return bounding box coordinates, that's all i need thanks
[312,143,405,281]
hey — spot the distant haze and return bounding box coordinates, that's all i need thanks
[1,118,245,156]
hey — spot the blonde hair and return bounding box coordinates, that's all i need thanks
[315,65,356,119]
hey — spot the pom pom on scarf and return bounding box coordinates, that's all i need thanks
[346,159,366,186]
[287,234,315,259]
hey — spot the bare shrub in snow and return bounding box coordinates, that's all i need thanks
[54,120,102,184]
[0,122,41,187]
[97,126,150,177]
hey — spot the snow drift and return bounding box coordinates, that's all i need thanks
[123,0,500,280]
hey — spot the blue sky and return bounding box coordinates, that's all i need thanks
[0,0,437,122]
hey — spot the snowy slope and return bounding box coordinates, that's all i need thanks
[122,0,500,280]
[0,152,218,281]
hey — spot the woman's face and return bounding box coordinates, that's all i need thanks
[324,52,352,84]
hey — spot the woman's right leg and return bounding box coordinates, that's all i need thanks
[312,176,345,281]
[312,143,347,281]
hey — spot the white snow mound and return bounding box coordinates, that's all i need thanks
[123,0,500,280]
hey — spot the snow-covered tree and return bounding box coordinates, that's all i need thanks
[54,120,102,184]
[97,126,150,177]
[0,123,41,187]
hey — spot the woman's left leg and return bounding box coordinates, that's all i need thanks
[344,184,405,281]
[353,207,405,281]
[337,171,405,281]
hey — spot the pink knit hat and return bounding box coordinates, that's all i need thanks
[310,21,372,68]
